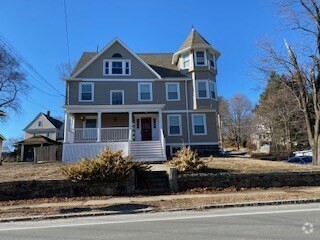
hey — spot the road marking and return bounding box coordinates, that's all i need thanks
[1,207,320,231]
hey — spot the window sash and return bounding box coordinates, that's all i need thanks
[182,53,190,69]
[166,83,179,100]
[209,54,215,68]
[168,115,181,135]
[196,51,206,66]
[80,83,93,101]
[112,61,123,74]
[210,81,216,99]
[104,60,131,75]
[193,115,206,135]
[111,91,123,105]
[197,81,208,98]
[139,83,152,101]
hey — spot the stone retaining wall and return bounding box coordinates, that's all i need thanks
[178,172,320,191]
[0,171,135,201]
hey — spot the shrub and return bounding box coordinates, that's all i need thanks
[61,147,148,182]
[169,146,205,173]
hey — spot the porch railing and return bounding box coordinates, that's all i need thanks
[101,127,129,142]
[74,128,98,142]
[69,127,130,143]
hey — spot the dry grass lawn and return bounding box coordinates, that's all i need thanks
[1,157,320,183]
[204,157,320,173]
[0,162,66,182]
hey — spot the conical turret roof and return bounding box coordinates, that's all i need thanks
[178,29,212,51]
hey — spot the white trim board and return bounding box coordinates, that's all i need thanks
[71,38,161,79]
[64,104,165,113]
[64,78,191,82]
[162,109,216,113]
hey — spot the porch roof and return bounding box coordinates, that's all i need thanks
[63,104,165,113]
[18,136,61,145]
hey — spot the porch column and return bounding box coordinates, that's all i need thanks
[63,112,70,143]
[128,111,133,141]
[97,112,102,142]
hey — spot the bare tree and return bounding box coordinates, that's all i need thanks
[0,43,27,115]
[224,94,254,149]
[257,0,320,164]
[56,61,76,80]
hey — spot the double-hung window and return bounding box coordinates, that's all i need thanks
[103,60,131,76]
[110,90,124,105]
[182,53,190,69]
[138,82,152,101]
[195,51,207,66]
[192,114,207,135]
[209,53,215,69]
[79,82,94,102]
[167,115,182,136]
[196,80,209,99]
[166,82,180,101]
[209,80,216,99]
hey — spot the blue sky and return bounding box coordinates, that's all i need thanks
[0,0,278,139]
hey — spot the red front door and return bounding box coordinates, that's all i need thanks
[141,118,152,141]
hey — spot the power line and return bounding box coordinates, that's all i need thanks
[63,0,71,65]
[0,33,65,97]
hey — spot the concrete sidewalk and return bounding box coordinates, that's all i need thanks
[2,186,320,212]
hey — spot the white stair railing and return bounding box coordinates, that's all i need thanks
[160,129,166,157]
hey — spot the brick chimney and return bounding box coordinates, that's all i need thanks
[47,111,50,117]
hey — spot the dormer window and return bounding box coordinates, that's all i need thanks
[181,53,190,69]
[103,60,131,76]
[209,53,215,69]
[195,51,207,66]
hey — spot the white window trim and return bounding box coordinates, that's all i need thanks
[181,52,190,69]
[167,114,182,136]
[196,80,209,99]
[192,114,207,136]
[209,80,217,100]
[165,82,180,101]
[195,51,207,66]
[138,82,153,102]
[209,53,216,69]
[79,82,94,102]
[103,59,131,76]
[110,90,125,105]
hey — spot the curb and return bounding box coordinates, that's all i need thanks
[1,198,320,223]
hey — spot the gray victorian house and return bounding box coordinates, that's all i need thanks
[63,29,220,162]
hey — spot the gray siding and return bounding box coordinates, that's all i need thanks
[68,80,188,111]
[77,42,157,79]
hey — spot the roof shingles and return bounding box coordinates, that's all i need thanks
[71,52,189,79]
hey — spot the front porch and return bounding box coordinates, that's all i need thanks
[62,105,167,162]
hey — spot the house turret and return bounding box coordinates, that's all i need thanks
[172,29,220,110]
[172,28,220,73]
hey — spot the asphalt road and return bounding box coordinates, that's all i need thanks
[0,203,320,240]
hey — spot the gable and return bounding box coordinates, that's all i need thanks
[24,114,56,131]
[74,40,160,79]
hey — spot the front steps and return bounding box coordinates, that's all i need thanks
[135,170,170,194]
[130,141,166,162]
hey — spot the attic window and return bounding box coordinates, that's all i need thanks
[112,53,123,58]
[103,60,131,76]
